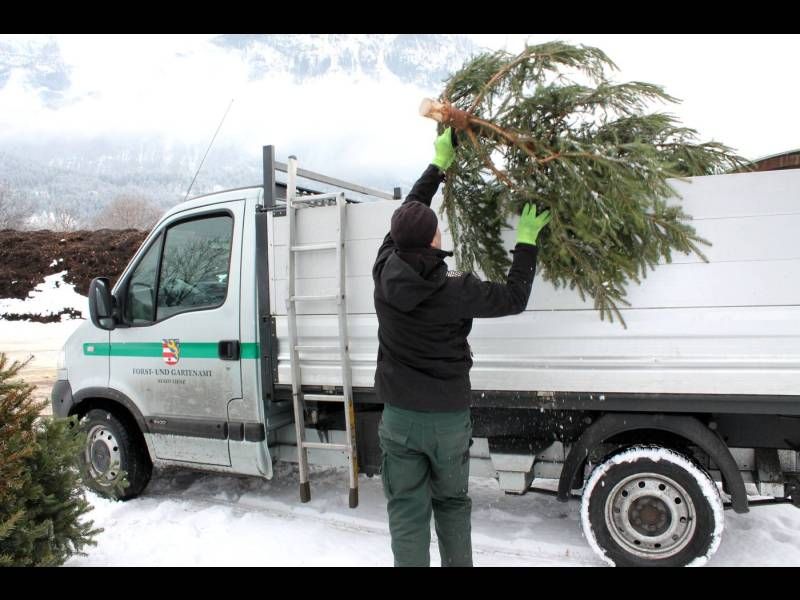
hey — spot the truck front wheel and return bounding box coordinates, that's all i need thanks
[80,408,152,500]
[581,446,724,567]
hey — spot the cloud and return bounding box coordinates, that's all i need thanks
[0,33,798,189]
[0,35,441,190]
[466,34,800,160]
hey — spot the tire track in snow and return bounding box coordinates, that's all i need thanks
[144,488,600,566]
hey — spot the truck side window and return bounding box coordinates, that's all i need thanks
[156,214,233,321]
[124,233,162,324]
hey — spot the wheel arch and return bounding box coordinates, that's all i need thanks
[558,413,748,513]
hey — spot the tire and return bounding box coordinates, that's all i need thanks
[79,408,153,500]
[580,446,724,567]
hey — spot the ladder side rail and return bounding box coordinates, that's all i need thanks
[336,192,359,508]
[286,156,311,502]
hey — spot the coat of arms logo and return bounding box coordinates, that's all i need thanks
[162,339,180,365]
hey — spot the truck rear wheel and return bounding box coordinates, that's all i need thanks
[80,408,152,500]
[580,446,724,567]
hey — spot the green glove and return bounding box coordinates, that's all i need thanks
[516,203,552,246]
[431,127,456,171]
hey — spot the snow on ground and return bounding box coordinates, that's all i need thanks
[0,270,86,366]
[67,466,602,567]
[0,272,86,407]
[0,270,87,319]
[0,317,83,368]
[65,464,800,567]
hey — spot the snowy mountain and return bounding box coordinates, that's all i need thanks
[211,34,476,88]
[0,34,482,225]
[0,142,253,223]
[0,38,71,109]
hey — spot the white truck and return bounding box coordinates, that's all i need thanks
[52,146,800,566]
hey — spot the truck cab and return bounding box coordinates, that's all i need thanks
[55,187,277,484]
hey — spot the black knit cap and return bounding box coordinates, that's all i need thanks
[390,201,438,250]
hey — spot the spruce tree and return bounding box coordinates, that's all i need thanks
[0,353,101,566]
[426,41,746,326]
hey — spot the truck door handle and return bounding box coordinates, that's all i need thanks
[218,340,241,361]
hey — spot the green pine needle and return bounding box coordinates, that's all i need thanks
[440,41,748,327]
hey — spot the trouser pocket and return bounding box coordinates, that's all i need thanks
[434,413,472,465]
[378,413,412,499]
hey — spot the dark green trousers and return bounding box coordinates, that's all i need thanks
[378,404,473,567]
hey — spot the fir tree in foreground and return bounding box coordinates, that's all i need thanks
[0,353,100,566]
[429,41,747,326]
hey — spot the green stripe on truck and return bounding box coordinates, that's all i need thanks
[83,342,260,358]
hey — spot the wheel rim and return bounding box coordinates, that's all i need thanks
[85,424,121,486]
[605,472,697,560]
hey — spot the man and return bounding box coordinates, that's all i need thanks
[373,127,551,567]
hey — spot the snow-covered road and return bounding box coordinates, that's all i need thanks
[66,464,800,567]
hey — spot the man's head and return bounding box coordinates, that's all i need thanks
[391,201,439,250]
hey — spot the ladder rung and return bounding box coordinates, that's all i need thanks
[303,393,346,403]
[302,441,350,451]
[294,345,341,352]
[291,242,338,252]
[288,294,340,302]
[294,346,342,352]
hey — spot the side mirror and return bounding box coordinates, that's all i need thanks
[88,277,117,331]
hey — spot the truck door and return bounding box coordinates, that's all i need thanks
[109,202,244,466]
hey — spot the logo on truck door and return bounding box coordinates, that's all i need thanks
[162,339,180,365]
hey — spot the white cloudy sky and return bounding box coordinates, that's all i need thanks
[477,34,800,162]
[1,33,798,185]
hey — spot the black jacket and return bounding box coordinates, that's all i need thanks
[373,164,539,412]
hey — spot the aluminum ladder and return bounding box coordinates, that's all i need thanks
[285,155,358,508]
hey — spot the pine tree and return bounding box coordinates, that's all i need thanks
[429,41,747,326]
[0,353,101,566]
